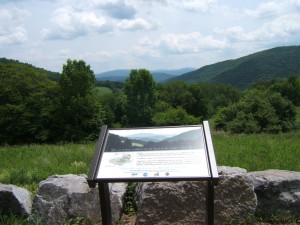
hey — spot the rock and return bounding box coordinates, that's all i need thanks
[0,183,32,216]
[30,174,127,225]
[215,166,257,222]
[134,166,257,225]
[110,183,127,222]
[249,169,300,216]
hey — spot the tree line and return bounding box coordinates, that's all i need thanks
[1,59,299,145]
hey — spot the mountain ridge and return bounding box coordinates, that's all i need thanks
[168,45,300,89]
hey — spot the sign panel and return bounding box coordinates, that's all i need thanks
[97,126,211,179]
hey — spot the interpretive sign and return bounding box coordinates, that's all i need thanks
[88,122,218,183]
[87,121,218,225]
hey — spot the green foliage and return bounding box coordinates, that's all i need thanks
[158,81,194,110]
[99,93,128,127]
[269,76,300,106]
[124,69,157,126]
[64,217,92,225]
[215,89,296,134]
[56,59,105,141]
[152,106,200,126]
[0,213,41,225]
[188,83,241,118]
[0,62,59,144]
[156,82,241,124]
[0,57,60,81]
[123,183,138,215]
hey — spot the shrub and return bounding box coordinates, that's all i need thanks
[215,89,296,134]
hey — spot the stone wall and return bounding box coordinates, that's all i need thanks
[0,167,299,224]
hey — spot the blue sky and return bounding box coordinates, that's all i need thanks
[1,0,300,73]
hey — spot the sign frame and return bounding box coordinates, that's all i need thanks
[87,121,219,225]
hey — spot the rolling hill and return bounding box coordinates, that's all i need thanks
[0,58,61,81]
[168,45,300,89]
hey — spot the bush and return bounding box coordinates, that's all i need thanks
[215,89,296,134]
[152,107,200,126]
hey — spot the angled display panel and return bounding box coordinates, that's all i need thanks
[88,122,218,184]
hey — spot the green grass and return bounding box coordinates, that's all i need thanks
[96,86,113,95]
[0,143,95,193]
[213,130,300,172]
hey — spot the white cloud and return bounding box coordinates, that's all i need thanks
[180,0,217,12]
[139,0,217,12]
[117,18,156,31]
[219,14,300,43]
[0,7,29,45]
[0,26,27,45]
[246,0,300,19]
[155,32,227,54]
[42,6,112,40]
[245,1,282,19]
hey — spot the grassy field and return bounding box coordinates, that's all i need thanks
[0,143,96,193]
[213,130,300,172]
[96,86,113,95]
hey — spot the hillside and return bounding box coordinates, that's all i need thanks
[95,68,195,83]
[168,46,300,89]
[0,58,61,81]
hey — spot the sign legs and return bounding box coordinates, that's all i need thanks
[206,180,215,225]
[98,183,112,225]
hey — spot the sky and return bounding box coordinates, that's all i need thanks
[1,0,300,74]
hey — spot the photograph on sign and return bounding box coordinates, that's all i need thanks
[97,126,211,180]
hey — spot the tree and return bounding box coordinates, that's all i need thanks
[215,89,296,134]
[56,59,105,141]
[124,69,157,126]
[0,63,59,144]
[99,93,128,128]
[269,76,300,106]
[157,81,194,111]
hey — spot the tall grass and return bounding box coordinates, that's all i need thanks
[213,131,300,172]
[0,143,95,193]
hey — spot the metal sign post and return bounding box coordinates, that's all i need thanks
[88,121,219,225]
[98,183,112,225]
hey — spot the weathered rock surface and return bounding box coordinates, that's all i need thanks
[249,169,300,216]
[134,166,257,225]
[0,183,32,216]
[215,166,257,221]
[110,182,128,222]
[30,174,127,225]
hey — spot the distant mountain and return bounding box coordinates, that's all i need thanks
[168,46,300,89]
[95,68,196,83]
[152,67,196,75]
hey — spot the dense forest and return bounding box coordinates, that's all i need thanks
[1,54,300,144]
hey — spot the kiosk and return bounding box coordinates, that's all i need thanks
[88,121,219,225]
